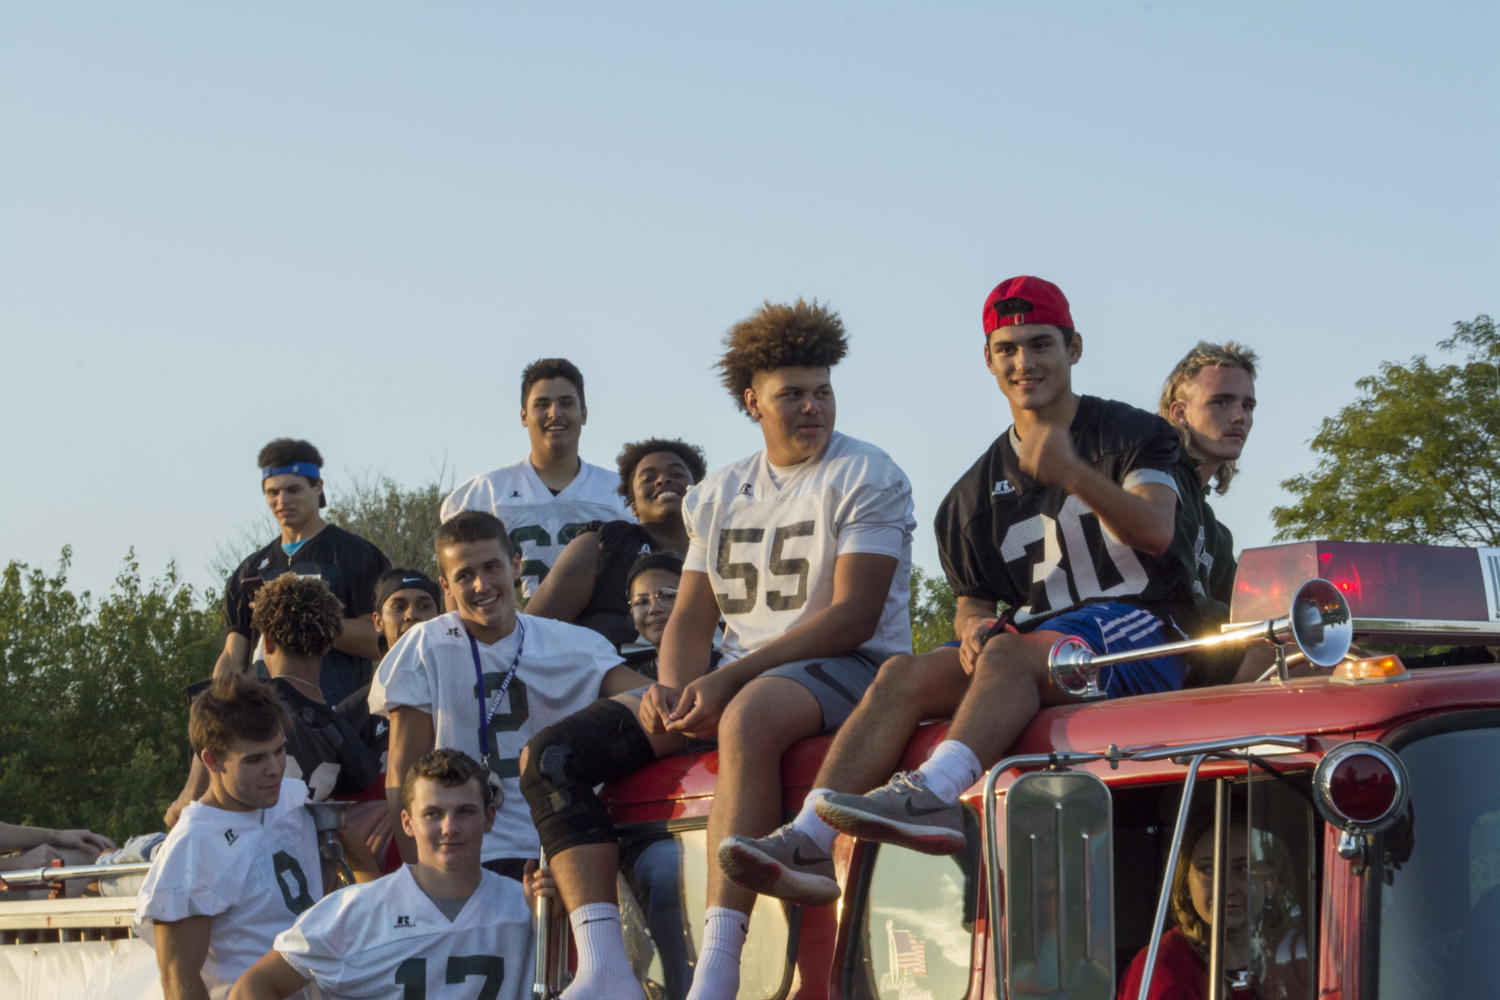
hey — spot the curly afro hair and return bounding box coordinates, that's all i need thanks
[251,574,344,658]
[615,438,708,504]
[716,299,848,417]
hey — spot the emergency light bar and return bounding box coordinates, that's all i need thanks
[1229,541,1500,644]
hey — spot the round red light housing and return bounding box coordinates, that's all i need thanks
[1328,754,1397,822]
[1313,741,1410,835]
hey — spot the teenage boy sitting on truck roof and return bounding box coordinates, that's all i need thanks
[136,674,372,1000]
[519,299,915,1000]
[1158,341,1260,686]
[722,275,1199,908]
[229,749,530,1000]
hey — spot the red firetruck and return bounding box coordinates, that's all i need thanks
[583,540,1500,1000]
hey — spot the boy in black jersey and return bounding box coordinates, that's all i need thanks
[722,276,1198,903]
[217,439,389,705]
[1158,341,1259,684]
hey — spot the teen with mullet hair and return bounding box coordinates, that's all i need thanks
[519,299,915,1000]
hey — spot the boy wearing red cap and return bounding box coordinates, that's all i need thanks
[721,276,1196,908]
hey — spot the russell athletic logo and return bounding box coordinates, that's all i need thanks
[394,915,414,928]
[993,480,1015,496]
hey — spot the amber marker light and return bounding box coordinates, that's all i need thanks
[1331,655,1407,682]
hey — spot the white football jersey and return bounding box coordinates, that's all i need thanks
[276,866,533,999]
[440,457,631,598]
[369,612,622,860]
[683,432,915,663]
[134,779,320,1000]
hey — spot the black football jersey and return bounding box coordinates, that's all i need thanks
[936,395,1195,629]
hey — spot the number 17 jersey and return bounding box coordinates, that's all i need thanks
[683,432,916,664]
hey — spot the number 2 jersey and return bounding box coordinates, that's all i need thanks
[683,431,916,663]
[368,611,622,861]
[275,866,532,1000]
[936,395,1195,631]
[134,778,321,1000]
[440,457,630,599]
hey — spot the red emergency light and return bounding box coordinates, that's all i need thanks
[1313,740,1409,835]
[1230,541,1500,644]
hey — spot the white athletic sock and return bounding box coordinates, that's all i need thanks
[560,903,641,1000]
[685,906,749,1000]
[914,740,983,803]
[790,788,838,854]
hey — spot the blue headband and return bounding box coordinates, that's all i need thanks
[261,463,321,481]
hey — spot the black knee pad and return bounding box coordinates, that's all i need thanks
[520,698,657,855]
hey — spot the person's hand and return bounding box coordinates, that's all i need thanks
[51,828,115,856]
[164,795,190,828]
[1014,420,1080,488]
[14,844,62,868]
[666,670,741,739]
[638,684,680,735]
[522,859,557,908]
[959,618,998,675]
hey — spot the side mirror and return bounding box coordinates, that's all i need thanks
[1005,770,1114,1000]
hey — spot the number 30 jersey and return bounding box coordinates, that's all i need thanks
[275,866,532,999]
[937,395,1194,630]
[683,432,916,664]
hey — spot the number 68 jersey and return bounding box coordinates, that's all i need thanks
[936,395,1194,630]
[683,431,916,664]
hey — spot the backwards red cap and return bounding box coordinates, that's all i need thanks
[982,276,1073,334]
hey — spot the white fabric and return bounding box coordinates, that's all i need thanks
[133,778,320,1000]
[682,432,915,663]
[368,611,622,860]
[275,866,533,999]
[440,458,630,598]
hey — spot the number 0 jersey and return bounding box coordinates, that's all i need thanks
[275,866,532,1000]
[134,778,321,1000]
[683,432,916,663]
[368,612,622,861]
[440,458,631,599]
[936,395,1194,630]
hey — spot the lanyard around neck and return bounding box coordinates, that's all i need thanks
[467,616,526,760]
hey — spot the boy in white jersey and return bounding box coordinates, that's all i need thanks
[370,510,646,872]
[723,275,1198,908]
[441,358,631,599]
[136,675,334,1000]
[231,749,532,1000]
[518,299,915,1000]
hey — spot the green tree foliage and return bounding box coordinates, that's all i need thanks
[909,565,957,653]
[326,470,449,580]
[0,549,222,840]
[1272,315,1499,546]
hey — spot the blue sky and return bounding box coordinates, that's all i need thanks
[3,1,1495,603]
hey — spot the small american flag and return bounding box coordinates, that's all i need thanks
[889,926,928,977]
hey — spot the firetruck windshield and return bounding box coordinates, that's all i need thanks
[1373,719,1500,999]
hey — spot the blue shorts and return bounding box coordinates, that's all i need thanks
[1034,602,1186,697]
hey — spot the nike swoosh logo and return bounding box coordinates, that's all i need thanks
[579,917,614,926]
[904,799,951,818]
[791,847,823,867]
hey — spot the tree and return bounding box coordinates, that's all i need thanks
[325,469,449,580]
[909,565,957,654]
[1272,315,1499,546]
[0,549,222,839]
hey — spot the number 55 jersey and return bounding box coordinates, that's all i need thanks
[683,431,916,663]
[274,866,532,999]
[936,395,1195,631]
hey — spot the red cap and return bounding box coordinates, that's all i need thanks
[982,276,1073,334]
